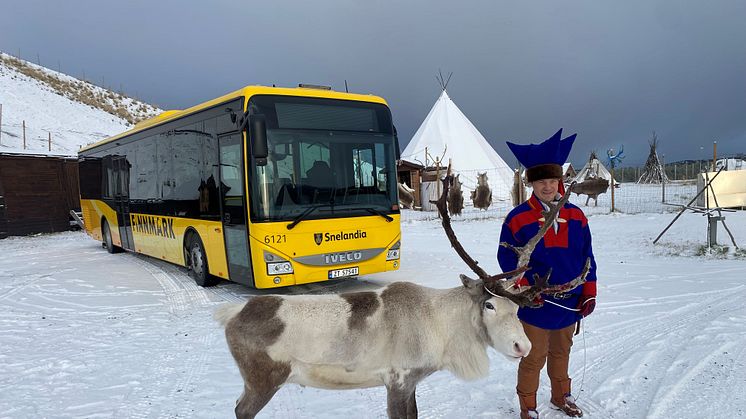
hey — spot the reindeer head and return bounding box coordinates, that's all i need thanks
[459,274,531,359]
[434,175,590,309]
[477,172,489,187]
[452,174,462,192]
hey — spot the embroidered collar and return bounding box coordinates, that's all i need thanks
[529,193,566,233]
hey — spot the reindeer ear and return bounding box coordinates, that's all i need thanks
[460,274,484,295]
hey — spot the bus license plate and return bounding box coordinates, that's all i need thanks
[328,267,359,279]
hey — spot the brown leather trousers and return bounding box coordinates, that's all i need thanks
[517,321,576,412]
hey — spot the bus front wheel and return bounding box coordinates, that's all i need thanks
[102,219,123,254]
[187,236,219,287]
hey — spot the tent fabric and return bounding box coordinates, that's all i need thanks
[573,155,616,183]
[401,90,514,208]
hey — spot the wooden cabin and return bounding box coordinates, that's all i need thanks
[397,159,424,208]
[0,153,80,238]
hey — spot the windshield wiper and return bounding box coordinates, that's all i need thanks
[286,205,392,229]
[359,207,394,222]
[286,204,332,230]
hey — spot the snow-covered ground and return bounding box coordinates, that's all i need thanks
[0,52,158,156]
[1,209,744,419]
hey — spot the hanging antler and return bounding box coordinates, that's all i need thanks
[434,175,590,308]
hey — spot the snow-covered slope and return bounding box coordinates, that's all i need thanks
[0,52,159,156]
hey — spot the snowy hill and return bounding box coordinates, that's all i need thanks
[0,52,160,157]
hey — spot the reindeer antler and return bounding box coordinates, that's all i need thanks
[435,175,589,307]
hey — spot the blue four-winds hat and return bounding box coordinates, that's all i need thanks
[506,128,576,182]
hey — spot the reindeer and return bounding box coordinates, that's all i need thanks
[572,177,609,206]
[447,174,464,216]
[470,172,492,210]
[398,182,415,209]
[215,177,589,419]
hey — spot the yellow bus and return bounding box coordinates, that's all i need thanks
[78,85,401,288]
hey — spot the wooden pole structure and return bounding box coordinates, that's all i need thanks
[610,167,616,213]
[705,172,739,249]
[713,141,717,171]
[661,154,665,203]
[48,132,52,152]
[435,158,441,206]
[23,120,26,149]
[653,168,725,244]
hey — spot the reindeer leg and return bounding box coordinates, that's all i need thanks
[406,389,418,418]
[386,385,412,419]
[234,351,291,419]
[384,368,432,418]
[235,382,284,419]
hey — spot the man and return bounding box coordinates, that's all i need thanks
[498,129,598,419]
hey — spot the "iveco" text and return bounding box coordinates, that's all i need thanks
[324,251,363,265]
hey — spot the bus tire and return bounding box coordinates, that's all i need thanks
[188,235,219,287]
[102,219,123,254]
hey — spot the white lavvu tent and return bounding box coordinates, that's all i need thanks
[573,152,616,184]
[401,90,514,211]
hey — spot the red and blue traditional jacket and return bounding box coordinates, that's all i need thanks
[498,193,597,330]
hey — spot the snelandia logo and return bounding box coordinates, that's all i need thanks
[313,230,367,245]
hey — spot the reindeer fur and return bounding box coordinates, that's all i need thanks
[572,177,609,206]
[447,175,464,216]
[470,172,492,210]
[398,182,415,209]
[216,279,530,419]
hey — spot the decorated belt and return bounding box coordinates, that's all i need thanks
[549,292,575,300]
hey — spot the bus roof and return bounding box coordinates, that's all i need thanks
[79,85,389,153]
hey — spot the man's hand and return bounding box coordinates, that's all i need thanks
[578,295,596,317]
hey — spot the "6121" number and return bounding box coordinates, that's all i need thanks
[263,234,286,244]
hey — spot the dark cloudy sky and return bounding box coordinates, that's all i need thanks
[2,0,745,166]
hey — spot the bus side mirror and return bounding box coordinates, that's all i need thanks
[250,114,269,166]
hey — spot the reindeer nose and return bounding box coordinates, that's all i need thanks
[513,341,531,357]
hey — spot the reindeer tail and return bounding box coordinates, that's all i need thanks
[213,302,246,326]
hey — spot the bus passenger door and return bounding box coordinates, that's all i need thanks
[113,155,133,250]
[218,133,253,285]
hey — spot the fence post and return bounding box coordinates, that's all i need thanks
[23,120,26,149]
[661,154,666,203]
[610,167,616,213]
[48,132,52,152]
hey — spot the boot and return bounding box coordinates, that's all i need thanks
[550,393,583,417]
[518,392,538,419]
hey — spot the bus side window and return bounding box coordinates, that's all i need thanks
[101,155,113,199]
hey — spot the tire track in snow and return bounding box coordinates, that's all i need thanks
[157,332,219,419]
[582,284,746,417]
[0,273,50,301]
[114,254,213,419]
[128,255,210,316]
[648,340,746,418]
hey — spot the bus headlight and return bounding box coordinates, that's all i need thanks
[386,241,401,261]
[264,250,293,275]
[267,262,293,275]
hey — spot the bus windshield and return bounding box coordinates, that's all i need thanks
[250,128,398,222]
